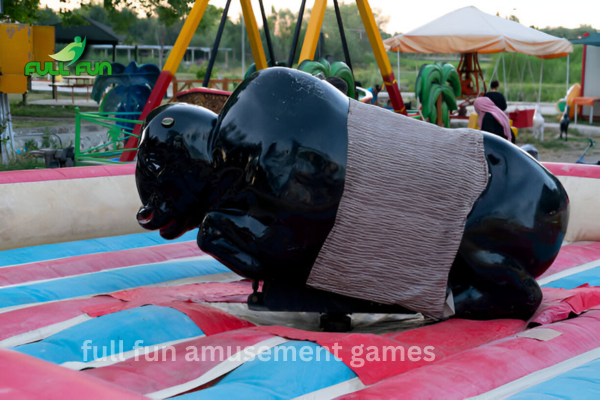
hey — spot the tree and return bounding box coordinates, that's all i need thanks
[1,0,41,23]
[33,7,61,25]
[103,0,219,29]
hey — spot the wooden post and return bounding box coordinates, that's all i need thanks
[172,76,178,95]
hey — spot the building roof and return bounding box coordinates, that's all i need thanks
[571,32,600,47]
[52,17,125,45]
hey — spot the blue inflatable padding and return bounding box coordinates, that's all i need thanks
[509,357,600,398]
[542,265,600,289]
[174,341,356,400]
[0,229,199,268]
[0,258,228,308]
[15,305,204,364]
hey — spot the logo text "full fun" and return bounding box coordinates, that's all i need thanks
[24,36,112,76]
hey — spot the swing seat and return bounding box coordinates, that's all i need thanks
[508,109,535,129]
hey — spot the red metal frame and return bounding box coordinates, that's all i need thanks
[581,44,587,121]
[457,52,486,100]
[120,71,173,162]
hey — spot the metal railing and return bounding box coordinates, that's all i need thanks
[74,108,143,166]
[172,77,243,94]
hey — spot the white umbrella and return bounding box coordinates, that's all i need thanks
[384,6,572,59]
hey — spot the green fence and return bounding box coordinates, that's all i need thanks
[74,108,143,166]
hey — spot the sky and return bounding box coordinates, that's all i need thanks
[40,0,600,34]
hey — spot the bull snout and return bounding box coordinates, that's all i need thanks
[137,205,155,228]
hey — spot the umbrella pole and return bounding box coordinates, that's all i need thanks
[489,55,500,83]
[518,57,527,102]
[397,51,400,90]
[502,54,508,100]
[537,60,544,105]
[566,54,570,95]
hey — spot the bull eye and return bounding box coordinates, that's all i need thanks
[161,117,175,128]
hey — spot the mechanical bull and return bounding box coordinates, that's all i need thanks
[135,68,569,328]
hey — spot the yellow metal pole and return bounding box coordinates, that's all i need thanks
[298,0,327,64]
[356,0,390,76]
[163,0,211,74]
[356,0,407,115]
[121,0,210,161]
[240,0,268,71]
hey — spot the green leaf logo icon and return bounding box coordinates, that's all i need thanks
[49,36,86,66]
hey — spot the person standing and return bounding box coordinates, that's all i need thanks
[367,84,382,105]
[484,80,507,111]
[474,97,513,143]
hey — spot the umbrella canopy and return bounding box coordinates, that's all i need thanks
[384,6,572,59]
[571,32,600,47]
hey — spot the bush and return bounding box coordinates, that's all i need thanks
[195,61,218,80]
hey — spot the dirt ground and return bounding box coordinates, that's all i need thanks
[516,129,600,164]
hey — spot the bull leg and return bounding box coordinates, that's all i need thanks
[449,246,542,321]
[199,211,267,279]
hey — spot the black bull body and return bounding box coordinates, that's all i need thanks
[135,68,569,321]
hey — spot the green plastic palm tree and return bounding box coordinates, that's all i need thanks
[415,63,461,127]
[298,58,356,100]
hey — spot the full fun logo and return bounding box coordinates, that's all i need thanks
[24,36,112,76]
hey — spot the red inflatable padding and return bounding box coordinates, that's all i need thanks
[82,282,254,320]
[255,319,526,386]
[0,349,146,399]
[543,162,600,179]
[532,286,600,325]
[84,300,254,336]
[0,296,122,342]
[84,329,277,395]
[538,241,600,279]
[382,318,526,350]
[109,281,253,304]
[163,302,255,335]
[339,311,600,399]
[0,241,202,287]
[0,164,135,184]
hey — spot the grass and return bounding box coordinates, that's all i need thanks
[0,155,45,172]
[12,120,68,130]
[517,127,592,157]
[8,102,80,119]
[543,114,600,127]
